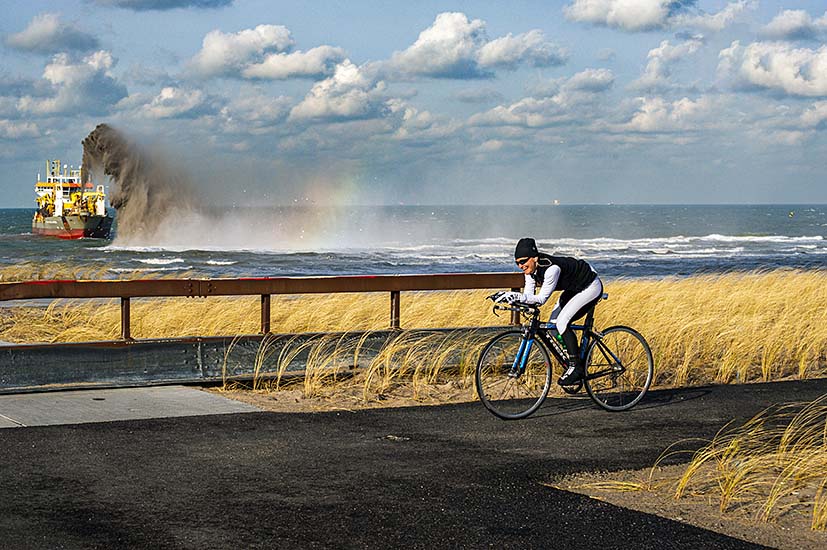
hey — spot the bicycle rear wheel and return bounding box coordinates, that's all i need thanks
[475,330,552,420]
[584,326,653,412]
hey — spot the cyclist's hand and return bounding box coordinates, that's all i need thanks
[487,291,505,302]
[494,291,523,304]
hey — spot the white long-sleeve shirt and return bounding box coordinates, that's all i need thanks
[520,264,560,306]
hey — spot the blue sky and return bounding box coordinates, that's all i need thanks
[1,0,827,206]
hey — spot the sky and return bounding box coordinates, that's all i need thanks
[1,0,827,207]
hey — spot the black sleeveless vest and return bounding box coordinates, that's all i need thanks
[531,253,596,292]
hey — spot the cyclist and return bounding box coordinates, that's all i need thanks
[496,237,603,386]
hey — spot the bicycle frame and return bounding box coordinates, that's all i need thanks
[508,302,625,382]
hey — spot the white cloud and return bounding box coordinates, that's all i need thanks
[112,91,153,111]
[141,86,210,118]
[470,97,567,127]
[565,68,615,92]
[188,25,346,81]
[288,61,389,122]
[388,12,566,79]
[241,45,346,79]
[476,30,567,70]
[220,91,292,127]
[526,79,562,98]
[564,0,686,32]
[761,10,827,41]
[630,35,704,91]
[387,101,461,143]
[763,129,809,146]
[564,1,751,33]
[477,139,504,153]
[17,51,127,115]
[621,96,713,133]
[389,12,487,78]
[469,68,614,128]
[5,13,99,54]
[672,0,754,32]
[719,41,827,97]
[189,24,293,78]
[528,68,614,98]
[801,101,827,128]
[0,120,40,139]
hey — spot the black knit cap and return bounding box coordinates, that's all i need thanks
[514,237,539,259]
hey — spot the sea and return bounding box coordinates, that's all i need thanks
[1,205,825,280]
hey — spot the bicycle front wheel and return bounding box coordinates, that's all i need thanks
[584,326,653,412]
[475,330,552,420]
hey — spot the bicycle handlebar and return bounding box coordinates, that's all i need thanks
[491,303,537,317]
[486,291,539,318]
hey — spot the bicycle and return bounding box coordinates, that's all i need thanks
[475,292,654,420]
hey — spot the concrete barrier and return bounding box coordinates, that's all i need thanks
[0,327,506,394]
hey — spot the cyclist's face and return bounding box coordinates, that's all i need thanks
[516,256,537,274]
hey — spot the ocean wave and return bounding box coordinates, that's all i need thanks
[109,266,193,273]
[97,233,824,258]
[136,258,185,265]
[103,244,227,253]
[551,234,823,248]
[699,234,823,243]
[390,237,514,250]
[101,243,318,255]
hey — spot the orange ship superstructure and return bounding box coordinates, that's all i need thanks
[33,159,113,239]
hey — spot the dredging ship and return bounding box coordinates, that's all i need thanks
[32,159,113,239]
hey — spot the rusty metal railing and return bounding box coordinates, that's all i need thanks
[0,273,525,340]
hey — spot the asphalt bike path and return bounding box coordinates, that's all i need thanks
[3,378,827,549]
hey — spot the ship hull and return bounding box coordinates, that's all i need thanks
[32,214,113,239]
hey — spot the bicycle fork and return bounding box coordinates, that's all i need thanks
[509,334,534,378]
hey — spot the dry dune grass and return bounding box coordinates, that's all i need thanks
[568,394,827,533]
[2,268,826,394]
[236,329,495,405]
[595,270,827,385]
[670,395,827,529]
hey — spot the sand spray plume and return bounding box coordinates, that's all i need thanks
[81,123,200,244]
[78,123,344,250]
[79,124,464,250]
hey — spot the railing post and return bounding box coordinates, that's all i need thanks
[260,294,271,334]
[390,291,401,330]
[510,287,521,326]
[120,297,132,340]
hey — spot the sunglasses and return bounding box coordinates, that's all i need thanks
[515,257,531,266]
